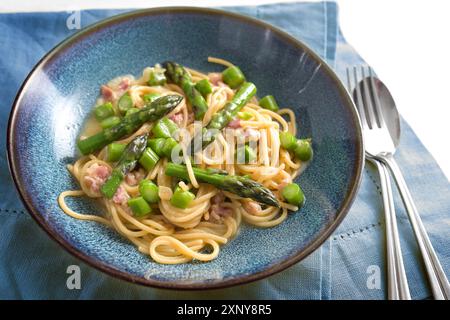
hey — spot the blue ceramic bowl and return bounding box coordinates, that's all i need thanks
[7,7,363,289]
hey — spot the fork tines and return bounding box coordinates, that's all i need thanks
[346,66,385,129]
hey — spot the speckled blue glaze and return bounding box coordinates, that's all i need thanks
[8,8,363,289]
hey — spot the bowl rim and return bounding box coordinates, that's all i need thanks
[7,6,364,290]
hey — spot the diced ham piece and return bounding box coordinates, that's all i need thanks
[212,192,225,205]
[209,192,232,222]
[118,77,131,91]
[210,204,232,221]
[208,73,222,86]
[169,112,184,126]
[227,118,241,129]
[125,170,145,186]
[112,186,130,205]
[84,164,111,193]
[101,85,116,102]
[125,173,138,186]
[243,201,262,215]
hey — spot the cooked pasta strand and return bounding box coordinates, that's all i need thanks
[58,59,309,265]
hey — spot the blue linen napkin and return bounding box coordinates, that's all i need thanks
[0,1,448,299]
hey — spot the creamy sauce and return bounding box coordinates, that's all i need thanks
[80,114,102,139]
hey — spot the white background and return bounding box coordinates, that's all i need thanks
[2,0,449,180]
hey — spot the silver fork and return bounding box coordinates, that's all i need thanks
[346,66,410,300]
[347,66,450,300]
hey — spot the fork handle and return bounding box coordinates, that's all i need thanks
[380,154,450,300]
[371,159,409,299]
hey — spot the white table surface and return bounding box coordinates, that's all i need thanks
[2,0,449,181]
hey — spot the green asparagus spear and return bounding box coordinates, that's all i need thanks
[77,95,182,155]
[192,82,256,152]
[163,61,208,120]
[101,134,148,198]
[207,82,256,130]
[165,162,280,207]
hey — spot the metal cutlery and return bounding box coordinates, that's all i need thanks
[346,67,410,299]
[346,66,449,300]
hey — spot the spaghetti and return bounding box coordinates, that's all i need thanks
[58,57,309,264]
